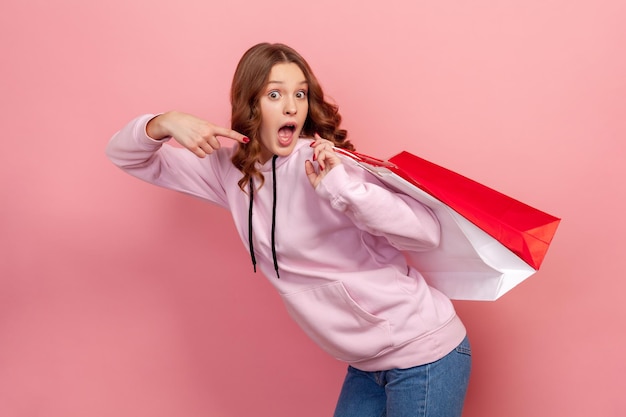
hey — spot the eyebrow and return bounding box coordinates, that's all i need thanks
[266,80,308,85]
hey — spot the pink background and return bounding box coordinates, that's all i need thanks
[1,0,625,416]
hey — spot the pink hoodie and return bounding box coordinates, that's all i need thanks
[106,114,466,371]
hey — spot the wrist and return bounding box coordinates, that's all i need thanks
[145,113,171,140]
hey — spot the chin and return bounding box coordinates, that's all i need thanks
[275,146,297,157]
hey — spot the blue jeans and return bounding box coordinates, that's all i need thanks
[333,336,471,417]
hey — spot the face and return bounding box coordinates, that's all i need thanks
[257,62,309,163]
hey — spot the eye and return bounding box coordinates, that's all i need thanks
[295,90,307,99]
[268,90,281,99]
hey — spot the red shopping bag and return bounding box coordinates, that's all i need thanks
[336,149,561,300]
[388,152,560,270]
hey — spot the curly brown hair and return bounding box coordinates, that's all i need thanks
[230,43,354,191]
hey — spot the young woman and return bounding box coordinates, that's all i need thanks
[106,42,471,417]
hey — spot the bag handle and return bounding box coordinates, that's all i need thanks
[332,147,398,169]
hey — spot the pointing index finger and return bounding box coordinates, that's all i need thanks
[213,126,250,144]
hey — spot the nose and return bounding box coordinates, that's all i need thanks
[284,97,297,115]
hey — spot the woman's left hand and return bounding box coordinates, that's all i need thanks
[305,133,343,188]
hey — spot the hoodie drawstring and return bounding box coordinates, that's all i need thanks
[247,179,257,273]
[247,154,280,278]
[270,155,280,278]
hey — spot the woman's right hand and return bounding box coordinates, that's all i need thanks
[146,111,249,158]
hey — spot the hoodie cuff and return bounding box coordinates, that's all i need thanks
[137,114,171,143]
[316,164,353,211]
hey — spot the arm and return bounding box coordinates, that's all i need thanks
[105,112,247,205]
[305,139,440,251]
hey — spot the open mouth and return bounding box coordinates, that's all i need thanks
[278,124,296,144]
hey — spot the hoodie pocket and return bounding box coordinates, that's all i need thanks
[281,281,393,363]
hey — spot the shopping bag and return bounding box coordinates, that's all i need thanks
[335,149,561,301]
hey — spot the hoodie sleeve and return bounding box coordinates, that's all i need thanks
[315,161,440,251]
[105,114,230,208]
